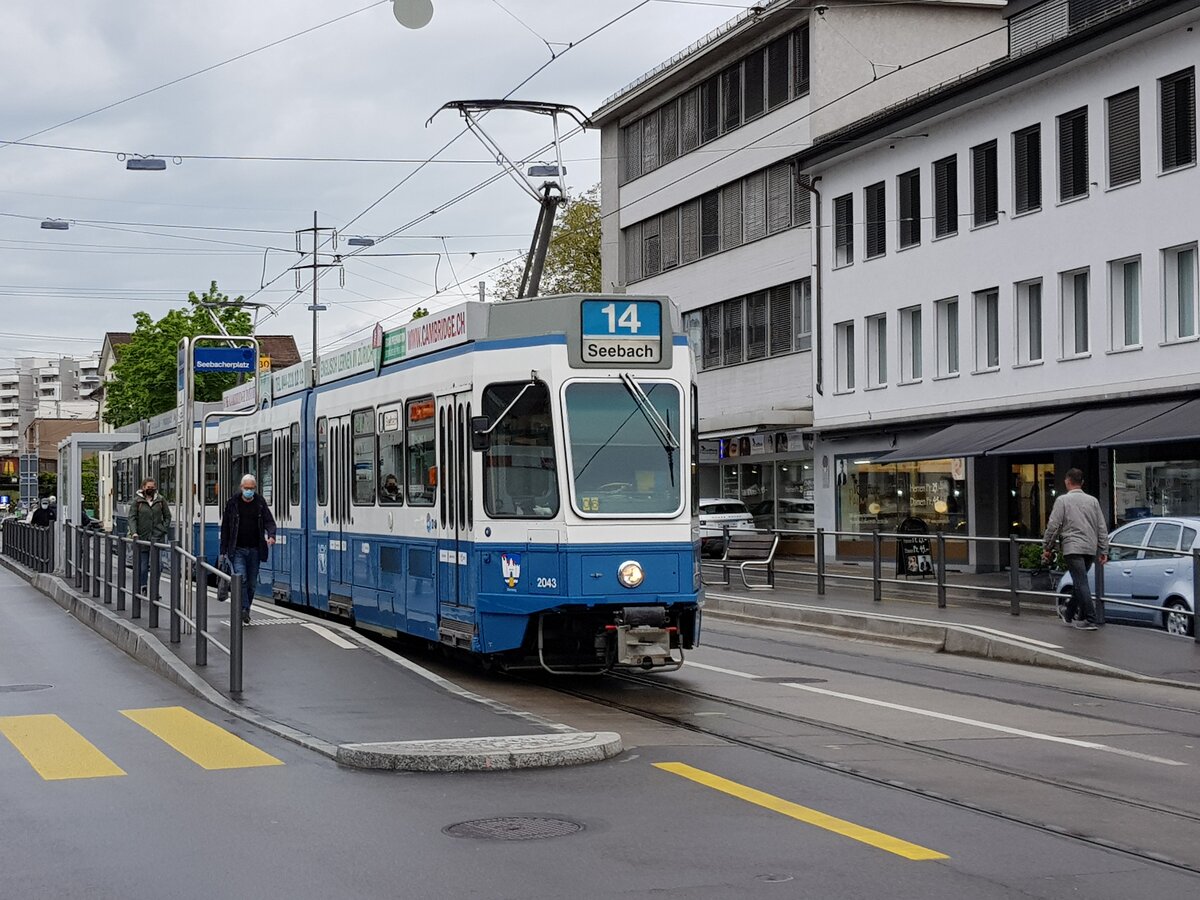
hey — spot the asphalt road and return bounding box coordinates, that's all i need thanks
[4,568,1200,899]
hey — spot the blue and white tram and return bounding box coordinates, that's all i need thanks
[214,293,701,672]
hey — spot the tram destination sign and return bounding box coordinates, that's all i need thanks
[194,346,258,373]
[580,299,662,363]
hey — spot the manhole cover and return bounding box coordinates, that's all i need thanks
[443,817,583,841]
[0,684,52,693]
[754,676,827,684]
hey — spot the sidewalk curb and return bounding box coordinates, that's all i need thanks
[2,558,623,771]
[705,592,1200,690]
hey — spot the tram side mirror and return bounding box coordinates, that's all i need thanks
[470,416,491,451]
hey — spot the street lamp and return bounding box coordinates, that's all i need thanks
[40,219,70,231]
[347,236,376,247]
[125,156,167,171]
[393,0,434,28]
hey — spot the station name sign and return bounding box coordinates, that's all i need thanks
[193,346,258,373]
[580,299,662,363]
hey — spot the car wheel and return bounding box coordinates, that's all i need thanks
[1163,599,1194,637]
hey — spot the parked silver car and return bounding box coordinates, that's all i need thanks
[1057,515,1198,636]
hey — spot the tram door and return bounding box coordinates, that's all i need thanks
[324,414,353,613]
[436,393,474,623]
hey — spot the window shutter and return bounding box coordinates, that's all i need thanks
[1107,89,1139,186]
[933,155,957,237]
[721,65,742,133]
[769,284,793,355]
[793,165,812,226]
[833,194,853,264]
[767,162,792,233]
[1058,107,1089,201]
[1014,125,1042,212]
[680,89,700,153]
[700,77,720,143]
[700,191,720,256]
[660,207,680,270]
[680,198,700,264]
[642,114,659,175]
[1162,68,1197,170]
[795,279,813,350]
[766,36,789,109]
[642,215,661,277]
[744,49,765,120]
[660,100,680,165]
[702,305,721,369]
[898,169,920,247]
[864,182,886,257]
[622,123,641,182]
[746,292,768,360]
[721,181,743,250]
[624,223,642,283]
[794,24,810,95]
[743,171,767,242]
[723,298,744,366]
[971,140,997,226]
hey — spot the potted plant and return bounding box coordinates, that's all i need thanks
[1018,543,1064,592]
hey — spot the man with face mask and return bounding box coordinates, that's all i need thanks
[130,478,171,596]
[31,498,53,528]
[219,474,277,624]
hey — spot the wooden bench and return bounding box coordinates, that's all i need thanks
[705,531,779,591]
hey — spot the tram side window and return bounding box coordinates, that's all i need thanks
[289,423,301,506]
[406,398,435,507]
[204,448,219,505]
[258,430,273,503]
[352,408,376,505]
[378,407,404,505]
[480,381,558,519]
[317,418,328,505]
[162,451,177,500]
[242,435,258,480]
[147,454,160,491]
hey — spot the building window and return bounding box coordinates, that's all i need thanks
[642,215,661,277]
[694,279,813,372]
[767,162,793,234]
[835,321,855,392]
[746,291,768,361]
[1109,257,1141,350]
[836,458,967,542]
[973,289,1000,370]
[702,305,721,368]
[700,190,720,257]
[900,305,922,382]
[794,23,810,95]
[1013,124,1041,213]
[721,63,742,133]
[769,284,793,356]
[933,155,958,238]
[1160,67,1197,172]
[700,75,720,143]
[1058,107,1089,201]
[1015,279,1043,365]
[936,298,959,376]
[680,198,700,265]
[866,314,887,387]
[642,114,659,175]
[833,194,854,267]
[1060,268,1090,357]
[897,169,920,248]
[864,182,886,259]
[681,88,700,153]
[744,171,767,242]
[721,181,743,250]
[624,223,642,283]
[1164,244,1198,342]
[971,140,998,226]
[661,208,680,270]
[1106,87,1140,187]
[723,298,744,366]
[660,100,680,165]
[767,34,790,109]
[795,278,812,351]
[744,47,766,121]
[622,123,642,182]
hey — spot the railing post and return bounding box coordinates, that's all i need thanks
[1008,534,1020,616]
[148,544,161,629]
[103,534,113,605]
[1093,553,1106,626]
[229,572,244,694]
[92,530,101,598]
[195,562,208,667]
[169,544,182,644]
[1193,549,1200,645]
[116,537,127,612]
[816,527,826,596]
[131,542,142,619]
[936,531,947,609]
[872,529,882,602]
[76,527,85,589]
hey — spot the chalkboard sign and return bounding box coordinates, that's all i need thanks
[896,517,933,578]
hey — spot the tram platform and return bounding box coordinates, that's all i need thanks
[0,556,621,771]
[702,569,1200,687]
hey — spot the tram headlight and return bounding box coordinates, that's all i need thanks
[617,560,645,589]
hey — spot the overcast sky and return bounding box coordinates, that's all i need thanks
[0,0,745,363]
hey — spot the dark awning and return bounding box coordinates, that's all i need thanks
[872,412,1070,463]
[1104,398,1200,447]
[986,401,1187,455]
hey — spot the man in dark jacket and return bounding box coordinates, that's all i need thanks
[131,478,171,595]
[219,474,277,624]
[30,498,53,527]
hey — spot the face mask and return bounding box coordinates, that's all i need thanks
[145,489,156,498]
[242,489,255,500]
[40,501,48,509]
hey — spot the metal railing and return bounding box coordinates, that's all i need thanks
[63,524,246,692]
[1,519,55,573]
[707,526,1198,644]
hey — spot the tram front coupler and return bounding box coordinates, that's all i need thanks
[605,606,684,671]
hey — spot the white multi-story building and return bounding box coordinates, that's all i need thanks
[800,0,1199,563]
[594,0,1008,527]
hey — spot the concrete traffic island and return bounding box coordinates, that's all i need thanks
[338,731,624,772]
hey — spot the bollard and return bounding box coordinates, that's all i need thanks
[872,529,882,602]
[103,534,113,605]
[195,563,208,667]
[936,532,947,609]
[816,527,826,596]
[1008,534,1020,616]
[229,572,244,694]
[148,545,161,629]
[169,544,182,644]
[1094,554,1106,626]
[116,538,127,612]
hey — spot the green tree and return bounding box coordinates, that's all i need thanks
[104,282,252,427]
[495,185,601,300]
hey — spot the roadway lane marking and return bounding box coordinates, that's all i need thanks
[121,707,284,771]
[687,662,1187,766]
[654,762,948,861]
[300,622,358,649]
[0,714,126,781]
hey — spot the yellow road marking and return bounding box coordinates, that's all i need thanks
[0,714,126,781]
[121,707,284,771]
[654,762,948,861]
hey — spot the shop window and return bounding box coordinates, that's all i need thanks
[1016,279,1043,364]
[1113,452,1200,521]
[1164,244,1198,341]
[1109,256,1141,350]
[1009,462,1056,538]
[837,458,968,540]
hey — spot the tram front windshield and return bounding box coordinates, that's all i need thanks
[565,380,683,516]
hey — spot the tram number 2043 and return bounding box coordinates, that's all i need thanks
[536,577,558,590]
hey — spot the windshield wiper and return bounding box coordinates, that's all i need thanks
[619,372,678,486]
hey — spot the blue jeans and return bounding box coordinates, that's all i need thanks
[230,547,261,613]
[136,548,151,596]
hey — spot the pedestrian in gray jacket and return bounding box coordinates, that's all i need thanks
[130,478,171,595]
[1043,468,1109,630]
